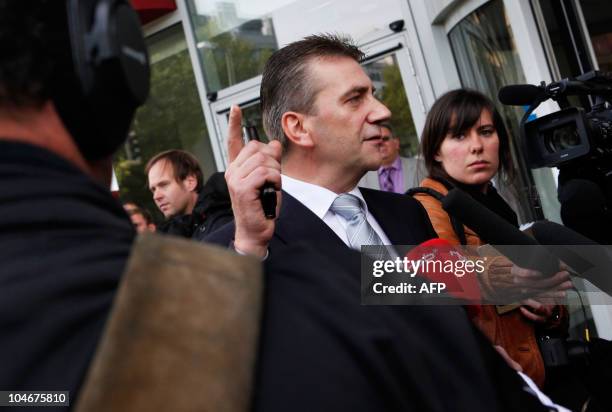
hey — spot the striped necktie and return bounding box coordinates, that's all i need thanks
[330,193,392,260]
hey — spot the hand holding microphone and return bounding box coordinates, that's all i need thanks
[442,188,573,302]
[478,253,570,305]
[530,220,612,295]
[519,299,557,323]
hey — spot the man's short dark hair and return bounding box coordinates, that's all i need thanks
[0,1,71,109]
[260,34,365,150]
[145,150,204,193]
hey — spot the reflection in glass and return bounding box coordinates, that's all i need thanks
[449,0,524,99]
[539,0,585,77]
[580,0,612,72]
[113,24,216,221]
[238,102,269,143]
[363,54,418,158]
[537,0,593,109]
[448,0,561,225]
[185,0,278,93]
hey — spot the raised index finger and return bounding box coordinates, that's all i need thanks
[227,105,244,163]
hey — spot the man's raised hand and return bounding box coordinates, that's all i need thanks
[224,105,282,258]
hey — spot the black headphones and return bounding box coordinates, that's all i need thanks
[53,0,150,160]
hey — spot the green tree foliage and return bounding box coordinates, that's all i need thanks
[206,32,275,89]
[114,19,278,221]
[113,45,211,222]
[194,15,276,92]
[379,64,418,157]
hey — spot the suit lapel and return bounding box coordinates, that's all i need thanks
[274,189,430,265]
[361,188,420,246]
[273,191,365,279]
[274,191,349,252]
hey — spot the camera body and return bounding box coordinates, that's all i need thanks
[524,105,612,168]
[510,71,612,169]
[515,71,612,169]
[500,70,612,237]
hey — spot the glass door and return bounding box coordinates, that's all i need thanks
[448,0,561,224]
[361,43,421,160]
[210,82,262,168]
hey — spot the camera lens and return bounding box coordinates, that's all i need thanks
[543,123,580,153]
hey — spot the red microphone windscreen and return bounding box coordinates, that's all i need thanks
[406,238,482,314]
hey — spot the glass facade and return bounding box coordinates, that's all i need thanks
[363,53,419,158]
[113,24,216,221]
[536,0,612,111]
[539,0,587,77]
[240,102,268,142]
[580,0,612,71]
[185,0,279,93]
[448,0,560,224]
[184,0,405,94]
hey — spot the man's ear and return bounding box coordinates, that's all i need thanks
[282,111,314,148]
[183,174,198,192]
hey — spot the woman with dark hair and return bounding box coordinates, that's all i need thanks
[414,88,569,388]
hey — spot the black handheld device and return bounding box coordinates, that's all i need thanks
[242,124,277,219]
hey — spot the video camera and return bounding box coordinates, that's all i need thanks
[499,70,612,169]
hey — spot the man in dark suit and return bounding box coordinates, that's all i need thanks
[216,34,436,257]
[207,35,563,411]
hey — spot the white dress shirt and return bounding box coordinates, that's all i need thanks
[281,174,393,247]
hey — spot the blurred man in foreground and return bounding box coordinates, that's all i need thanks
[0,0,148,406]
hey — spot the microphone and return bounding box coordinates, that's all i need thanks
[405,238,482,309]
[441,188,559,276]
[530,220,612,295]
[364,238,481,309]
[498,84,544,106]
